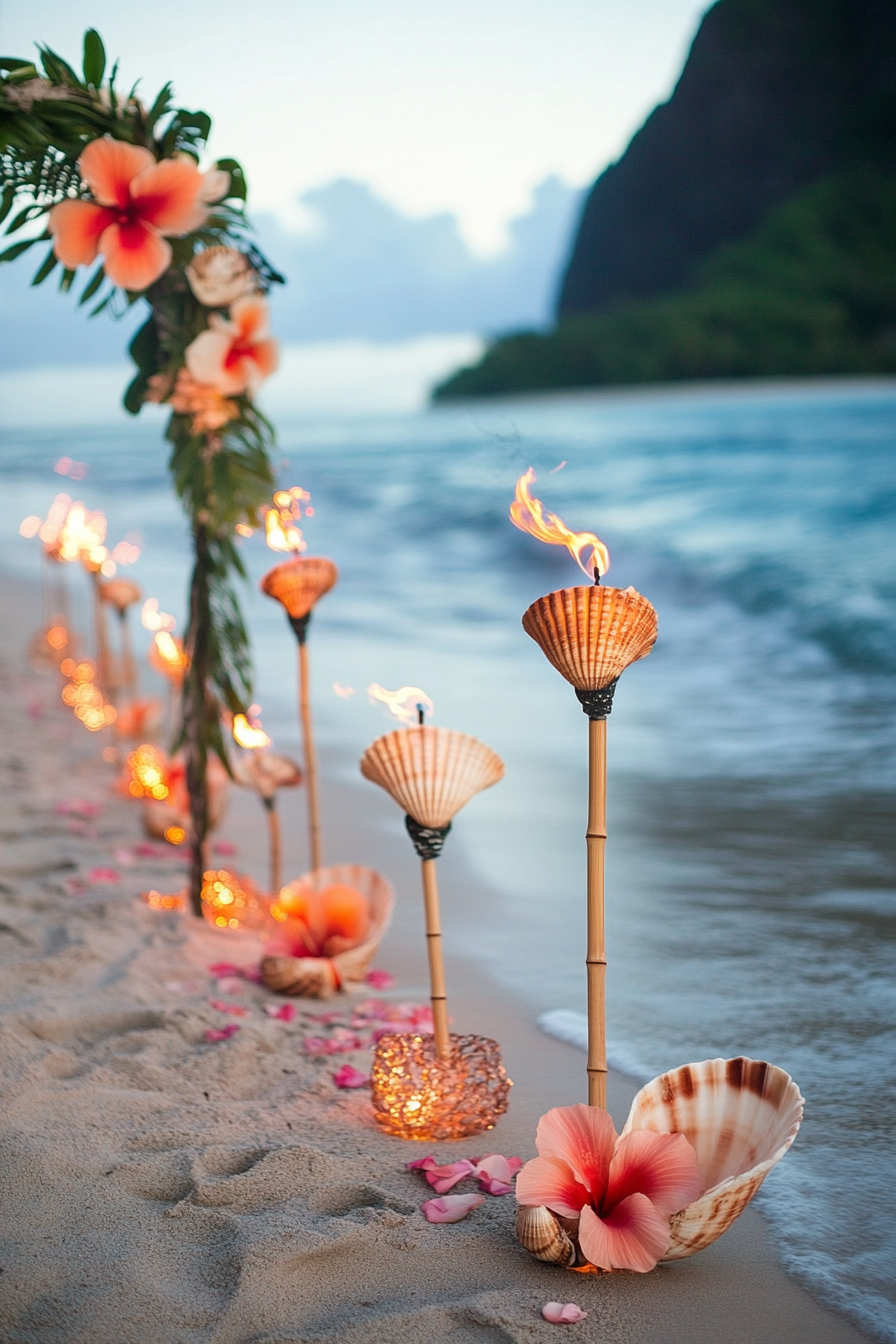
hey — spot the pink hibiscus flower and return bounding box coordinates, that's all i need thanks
[185,296,278,396]
[49,137,228,292]
[515,1104,702,1273]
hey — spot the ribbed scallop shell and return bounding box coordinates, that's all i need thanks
[99,578,142,611]
[232,751,302,800]
[259,556,338,620]
[522,585,657,690]
[515,1205,576,1267]
[261,863,395,998]
[359,726,505,829]
[621,1056,804,1260]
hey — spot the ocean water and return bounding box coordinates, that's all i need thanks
[0,378,894,1340]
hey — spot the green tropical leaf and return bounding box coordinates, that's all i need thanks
[82,29,106,87]
[31,247,59,286]
[38,45,82,88]
[215,158,247,202]
[58,266,76,292]
[0,236,41,263]
[78,261,106,305]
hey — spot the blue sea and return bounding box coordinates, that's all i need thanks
[0,373,894,1340]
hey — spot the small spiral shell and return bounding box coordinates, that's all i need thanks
[515,1205,576,1267]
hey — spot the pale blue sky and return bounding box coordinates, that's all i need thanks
[0,0,709,253]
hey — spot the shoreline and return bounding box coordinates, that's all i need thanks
[0,570,873,1343]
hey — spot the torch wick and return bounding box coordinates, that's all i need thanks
[593,560,601,586]
[417,705,425,725]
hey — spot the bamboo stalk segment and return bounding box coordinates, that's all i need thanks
[586,716,608,1108]
[266,800,282,897]
[298,642,322,872]
[421,857,451,1059]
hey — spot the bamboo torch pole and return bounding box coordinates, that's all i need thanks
[298,640,322,872]
[264,797,283,897]
[586,717,608,1108]
[420,856,451,1060]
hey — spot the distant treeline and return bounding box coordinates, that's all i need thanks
[433,171,896,400]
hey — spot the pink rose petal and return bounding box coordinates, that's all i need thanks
[365,969,395,989]
[471,1153,522,1194]
[406,1156,438,1173]
[214,841,237,856]
[420,1193,484,1223]
[333,1063,370,1088]
[114,847,137,867]
[204,1024,240,1042]
[264,1003,296,1022]
[424,1160,477,1194]
[209,999,249,1017]
[62,877,88,896]
[88,867,121,884]
[542,1302,588,1325]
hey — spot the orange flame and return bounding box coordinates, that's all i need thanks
[232,712,271,749]
[510,467,610,579]
[367,683,434,727]
[141,598,176,632]
[151,631,189,680]
[126,743,170,800]
[264,485,312,553]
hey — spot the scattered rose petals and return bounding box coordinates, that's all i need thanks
[264,1003,296,1022]
[134,841,168,858]
[214,841,237,856]
[114,847,137,867]
[165,980,200,993]
[365,969,395,990]
[333,1064,370,1088]
[207,961,261,983]
[425,1160,477,1194]
[209,999,249,1017]
[542,1303,588,1325]
[471,1153,523,1195]
[56,799,104,818]
[87,867,121,884]
[420,1193,484,1223]
[204,1024,240,1042]
[61,876,88,896]
[215,977,244,995]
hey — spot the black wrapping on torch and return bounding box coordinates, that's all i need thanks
[405,815,452,860]
[287,612,311,644]
[575,678,618,720]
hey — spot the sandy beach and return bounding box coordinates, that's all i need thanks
[0,572,870,1344]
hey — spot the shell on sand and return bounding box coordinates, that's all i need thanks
[515,1205,576,1267]
[99,578,142,612]
[359,726,505,830]
[261,863,394,998]
[522,585,657,691]
[232,751,302,800]
[259,556,338,621]
[622,1056,804,1260]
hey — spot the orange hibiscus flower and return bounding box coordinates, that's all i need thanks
[49,137,229,292]
[185,296,279,395]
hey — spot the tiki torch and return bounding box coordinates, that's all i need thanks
[99,578,142,702]
[259,487,336,873]
[231,709,302,896]
[360,696,511,1140]
[512,469,657,1109]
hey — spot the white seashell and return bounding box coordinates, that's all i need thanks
[516,1205,576,1267]
[522,585,657,691]
[359,726,504,830]
[622,1056,804,1259]
[262,864,394,997]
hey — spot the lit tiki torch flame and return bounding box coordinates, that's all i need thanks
[367,683,434,727]
[511,467,609,579]
[511,468,656,1111]
[259,487,336,874]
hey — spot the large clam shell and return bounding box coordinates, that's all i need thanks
[260,556,338,621]
[359,725,504,829]
[522,585,657,690]
[261,863,394,998]
[515,1205,576,1267]
[622,1056,804,1259]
